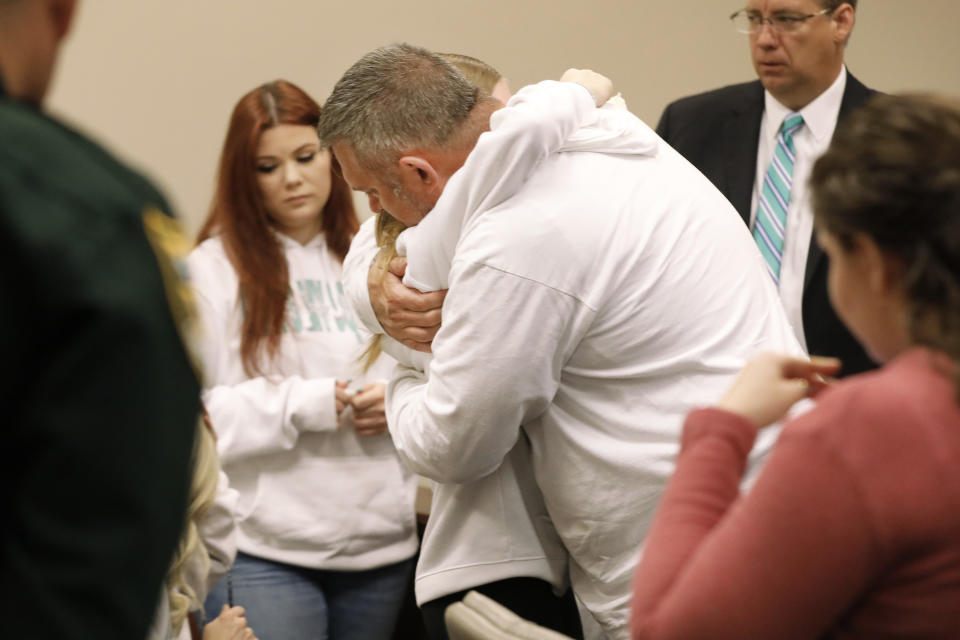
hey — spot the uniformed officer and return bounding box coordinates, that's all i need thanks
[0,1,202,637]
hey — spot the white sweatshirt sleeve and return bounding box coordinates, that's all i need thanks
[341,217,383,335]
[386,260,594,483]
[187,243,338,464]
[190,263,340,465]
[463,81,596,205]
[474,79,597,207]
[399,81,598,292]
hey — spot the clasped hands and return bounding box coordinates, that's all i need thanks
[335,380,389,437]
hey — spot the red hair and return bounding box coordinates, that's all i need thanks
[197,80,358,376]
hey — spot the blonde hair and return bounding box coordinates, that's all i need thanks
[362,53,504,369]
[166,419,220,633]
[437,53,503,95]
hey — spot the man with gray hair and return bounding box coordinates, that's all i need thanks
[321,45,499,229]
[322,43,802,638]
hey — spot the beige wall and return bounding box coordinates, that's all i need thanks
[47,1,960,236]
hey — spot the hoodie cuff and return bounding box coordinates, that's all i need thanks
[289,378,339,432]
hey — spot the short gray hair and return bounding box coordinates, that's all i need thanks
[318,43,479,168]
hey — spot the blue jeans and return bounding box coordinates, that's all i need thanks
[204,552,415,640]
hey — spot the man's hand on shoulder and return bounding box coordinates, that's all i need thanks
[368,254,446,352]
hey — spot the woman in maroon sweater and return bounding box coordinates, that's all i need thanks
[631,94,960,639]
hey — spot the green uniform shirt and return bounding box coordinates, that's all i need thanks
[0,75,201,639]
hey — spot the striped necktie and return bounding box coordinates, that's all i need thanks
[753,113,804,287]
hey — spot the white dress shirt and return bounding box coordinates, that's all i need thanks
[750,66,847,351]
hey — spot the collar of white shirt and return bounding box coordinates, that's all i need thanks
[762,64,848,146]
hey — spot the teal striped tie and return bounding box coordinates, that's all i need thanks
[753,113,804,287]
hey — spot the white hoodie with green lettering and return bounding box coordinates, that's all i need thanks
[187,232,418,571]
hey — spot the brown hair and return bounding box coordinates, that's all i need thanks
[811,93,960,397]
[197,80,357,376]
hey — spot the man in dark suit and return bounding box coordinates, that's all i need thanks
[657,0,877,375]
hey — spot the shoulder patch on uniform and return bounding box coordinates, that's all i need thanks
[142,207,203,379]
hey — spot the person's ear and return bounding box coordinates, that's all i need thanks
[397,155,440,190]
[854,233,901,295]
[48,0,78,41]
[832,3,855,46]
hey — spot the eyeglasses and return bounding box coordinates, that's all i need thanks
[730,8,834,35]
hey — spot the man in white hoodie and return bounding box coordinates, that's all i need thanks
[320,43,803,639]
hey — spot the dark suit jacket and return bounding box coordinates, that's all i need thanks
[656,73,878,376]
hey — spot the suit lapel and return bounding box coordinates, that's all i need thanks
[803,72,876,291]
[721,82,765,225]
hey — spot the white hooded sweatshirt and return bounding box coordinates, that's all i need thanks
[188,232,418,572]
[341,82,612,605]
[375,80,804,638]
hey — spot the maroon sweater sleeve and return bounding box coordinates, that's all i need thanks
[631,407,882,640]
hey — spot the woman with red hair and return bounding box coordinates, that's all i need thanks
[188,80,418,640]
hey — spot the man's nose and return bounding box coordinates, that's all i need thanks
[755,20,780,47]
